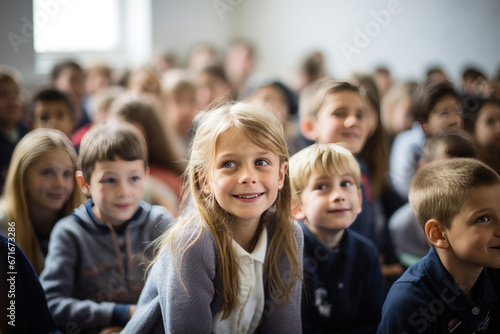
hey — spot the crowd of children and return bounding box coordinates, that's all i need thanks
[0,42,500,333]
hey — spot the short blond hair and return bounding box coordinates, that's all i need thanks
[299,78,360,120]
[289,143,361,204]
[409,158,500,230]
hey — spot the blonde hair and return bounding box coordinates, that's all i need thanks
[409,158,500,230]
[151,101,300,319]
[1,128,84,274]
[289,143,361,204]
[299,78,360,120]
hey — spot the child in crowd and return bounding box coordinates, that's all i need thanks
[299,79,375,242]
[247,80,302,155]
[195,65,233,109]
[50,60,88,130]
[381,81,417,143]
[389,79,463,201]
[290,143,385,333]
[122,102,303,333]
[0,67,28,194]
[224,40,256,98]
[0,129,83,274]
[378,158,500,333]
[389,129,478,268]
[111,94,186,215]
[40,123,173,333]
[30,88,76,138]
[464,98,500,175]
[161,70,198,157]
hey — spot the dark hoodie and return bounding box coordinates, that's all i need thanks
[40,199,173,333]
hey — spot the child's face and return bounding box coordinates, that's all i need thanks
[423,95,463,135]
[249,86,289,121]
[54,67,85,105]
[33,101,74,137]
[442,184,500,270]
[313,91,368,154]
[196,73,231,109]
[474,102,500,149]
[81,159,148,226]
[295,170,362,235]
[167,90,197,135]
[210,128,287,227]
[0,80,23,125]
[25,149,75,214]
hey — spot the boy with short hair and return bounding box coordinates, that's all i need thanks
[40,122,173,333]
[378,158,500,333]
[31,87,76,137]
[290,143,385,333]
[299,79,375,242]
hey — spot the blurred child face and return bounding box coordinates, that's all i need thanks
[210,128,287,228]
[128,69,161,95]
[196,73,231,109]
[313,91,368,154]
[54,67,85,105]
[423,95,463,135]
[295,170,362,239]
[442,184,500,270]
[25,149,75,214]
[390,96,414,135]
[33,101,74,137]
[82,159,148,226]
[0,80,23,126]
[167,90,197,136]
[249,86,289,121]
[474,102,500,149]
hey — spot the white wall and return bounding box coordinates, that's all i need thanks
[1,0,499,88]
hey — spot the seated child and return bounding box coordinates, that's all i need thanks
[389,79,463,201]
[40,123,174,333]
[290,143,385,333]
[389,129,478,267]
[378,158,500,333]
[30,87,76,138]
[299,79,375,243]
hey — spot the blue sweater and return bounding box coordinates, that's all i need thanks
[378,247,499,333]
[300,221,385,333]
[40,200,173,333]
[122,219,304,334]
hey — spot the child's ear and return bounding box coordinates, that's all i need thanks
[75,171,91,196]
[291,200,306,220]
[279,161,288,186]
[421,121,429,135]
[300,117,317,141]
[425,219,449,249]
[357,188,363,214]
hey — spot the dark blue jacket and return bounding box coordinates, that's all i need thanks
[301,221,385,333]
[378,247,498,333]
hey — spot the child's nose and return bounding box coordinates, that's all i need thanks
[330,188,345,202]
[239,167,257,184]
[117,182,130,197]
[344,115,358,128]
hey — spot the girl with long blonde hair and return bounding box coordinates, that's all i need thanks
[0,128,84,274]
[122,101,303,333]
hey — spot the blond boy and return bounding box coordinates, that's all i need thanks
[290,143,385,333]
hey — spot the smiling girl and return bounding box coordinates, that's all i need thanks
[122,102,303,334]
[0,128,84,274]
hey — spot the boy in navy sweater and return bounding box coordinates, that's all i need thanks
[290,143,385,333]
[378,158,500,333]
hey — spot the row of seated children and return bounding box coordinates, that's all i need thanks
[0,96,498,332]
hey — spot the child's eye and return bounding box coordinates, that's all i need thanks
[315,184,327,190]
[333,112,346,118]
[102,178,116,184]
[475,215,491,223]
[41,169,52,176]
[222,161,236,168]
[255,159,269,166]
[40,115,49,122]
[356,112,364,120]
[63,170,73,178]
[341,181,353,187]
[130,176,140,182]
[57,112,66,119]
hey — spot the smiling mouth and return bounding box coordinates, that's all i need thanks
[328,209,350,213]
[233,193,264,199]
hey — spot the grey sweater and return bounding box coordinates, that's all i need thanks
[40,199,173,333]
[121,220,304,334]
